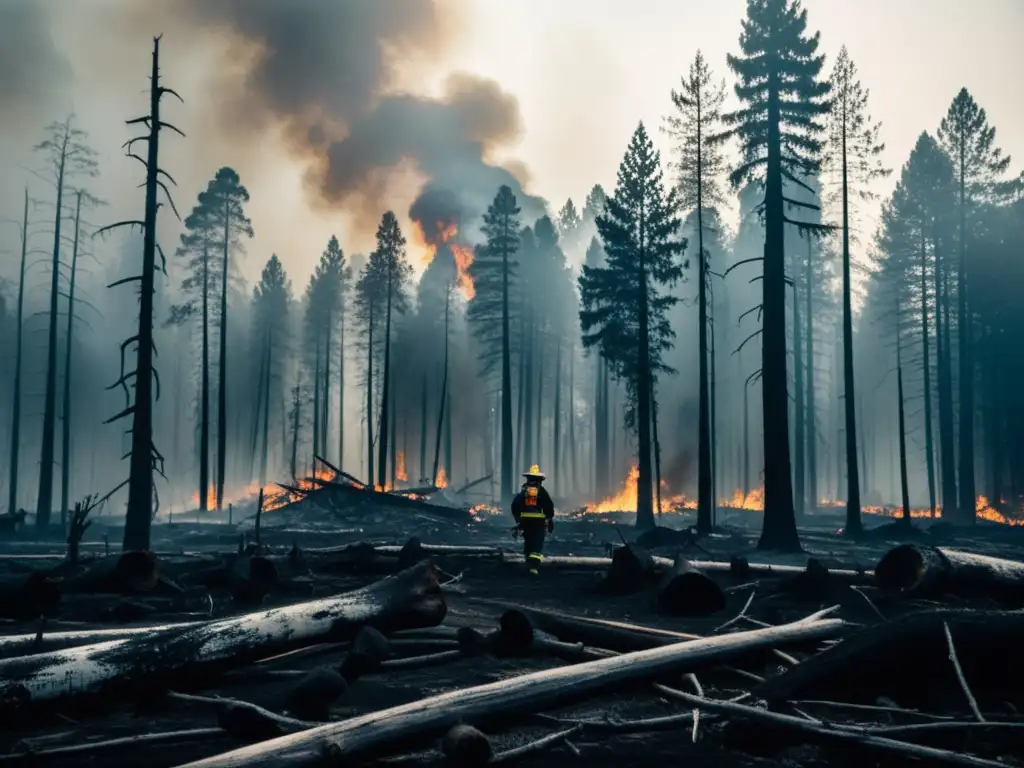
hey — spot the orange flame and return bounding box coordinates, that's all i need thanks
[451,243,475,300]
[415,219,475,300]
[435,466,448,488]
[584,465,695,513]
[396,451,408,482]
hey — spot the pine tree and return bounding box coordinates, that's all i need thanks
[6,189,29,517]
[371,212,413,488]
[167,188,222,516]
[876,133,955,518]
[251,255,291,487]
[936,88,1015,523]
[32,117,98,529]
[580,123,686,531]
[557,198,582,253]
[467,186,521,503]
[208,167,253,511]
[666,49,727,534]
[824,45,890,536]
[718,0,830,551]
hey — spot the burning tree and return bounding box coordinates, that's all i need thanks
[98,36,183,551]
[579,123,686,531]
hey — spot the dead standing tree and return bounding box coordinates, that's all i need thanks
[96,36,184,551]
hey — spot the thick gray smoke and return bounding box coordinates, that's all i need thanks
[0,0,71,129]
[174,0,547,232]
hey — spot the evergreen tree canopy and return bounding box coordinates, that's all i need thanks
[253,254,292,338]
[719,0,831,204]
[580,122,687,426]
[582,184,608,226]
[667,49,728,215]
[823,46,889,223]
[937,88,1015,207]
[207,166,254,259]
[557,198,581,243]
[167,189,221,327]
[468,185,521,378]
[579,123,686,529]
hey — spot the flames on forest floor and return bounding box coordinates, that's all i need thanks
[582,465,1024,526]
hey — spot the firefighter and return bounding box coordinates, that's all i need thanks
[511,465,554,575]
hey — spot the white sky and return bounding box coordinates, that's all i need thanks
[448,0,1024,239]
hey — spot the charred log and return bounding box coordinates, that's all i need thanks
[175,618,845,767]
[656,554,726,616]
[0,561,445,714]
[754,609,1024,711]
[876,545,1024,607]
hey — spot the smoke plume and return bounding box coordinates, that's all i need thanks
[176,0,546,236]
[0,0,72,131]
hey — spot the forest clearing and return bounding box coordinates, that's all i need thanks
[1,0,1023,765]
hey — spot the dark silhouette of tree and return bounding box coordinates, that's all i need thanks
[580,123,686,531]
[876,133,955,517]
[60,189,105,528]
[97,36,184,551]
[824,45,889,536]
[582,185,607,226]
[666,49,727,534]
[468,186,521,503]
[7,189,30,517]
[167,188,221,516]
[371,212,413,488]
[302,237,345,469]
[208,167,253,510]
[557,198,582,253]
[251,255,291,487]
[717,0,831,551]
[583,236,610,498]
[31,116,98,530]
[936,88,1014,523]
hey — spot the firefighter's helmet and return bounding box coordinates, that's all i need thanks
[522,464,546,481]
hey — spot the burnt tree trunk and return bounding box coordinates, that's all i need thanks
[6,189,29,517]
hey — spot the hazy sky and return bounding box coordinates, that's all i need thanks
[4,0,1023,287]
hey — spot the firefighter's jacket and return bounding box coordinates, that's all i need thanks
[511,484,555,524]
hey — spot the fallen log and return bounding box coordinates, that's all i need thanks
[754,609,1024,710]
[605,544,657,592]
[500,553,873,582]
[0,622,202,659]
[174,617,846,767]
[464,600,701,652]
[875,544,1024,607]
[0,561,446,713]
[656,554,726,616]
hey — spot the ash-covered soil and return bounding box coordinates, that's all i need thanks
[0,504,1022,768]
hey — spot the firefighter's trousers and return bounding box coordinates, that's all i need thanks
[520,518,547,573]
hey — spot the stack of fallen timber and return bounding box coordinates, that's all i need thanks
[175,617,846,767]
[0,561,446,714]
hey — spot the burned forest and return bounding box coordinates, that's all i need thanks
[1,0,1023,766]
